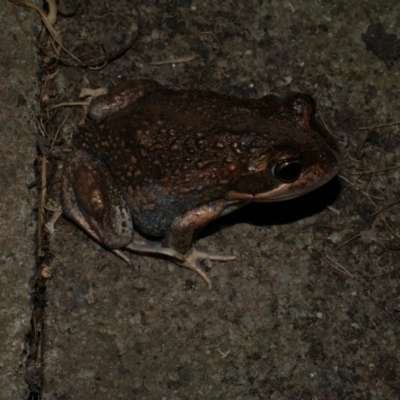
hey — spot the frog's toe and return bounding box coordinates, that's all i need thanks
[125,240,185,261]
[113,249,132,265]
[177,249,236,289]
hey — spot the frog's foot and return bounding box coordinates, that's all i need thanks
[115,241,235,288]
[176,249,236,289]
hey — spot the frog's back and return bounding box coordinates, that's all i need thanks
[75,89,281,190]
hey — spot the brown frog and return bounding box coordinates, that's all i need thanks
[62,79,340,287]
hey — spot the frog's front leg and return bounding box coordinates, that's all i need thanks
[162,200,245,288]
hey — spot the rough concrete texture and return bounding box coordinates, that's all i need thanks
[0,2,39,399]
[29,0,400,399]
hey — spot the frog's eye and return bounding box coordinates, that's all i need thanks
[270,159,302,183]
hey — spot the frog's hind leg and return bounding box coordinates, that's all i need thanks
[61,150,134,249]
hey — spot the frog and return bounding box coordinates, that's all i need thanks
[61,79,340,288]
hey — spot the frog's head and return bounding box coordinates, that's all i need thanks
[226,93,341,202]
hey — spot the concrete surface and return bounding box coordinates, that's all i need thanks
[0,2,39,399]
[5,0,400,399]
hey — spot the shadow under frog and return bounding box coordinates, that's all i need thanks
[62,79,340,288]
